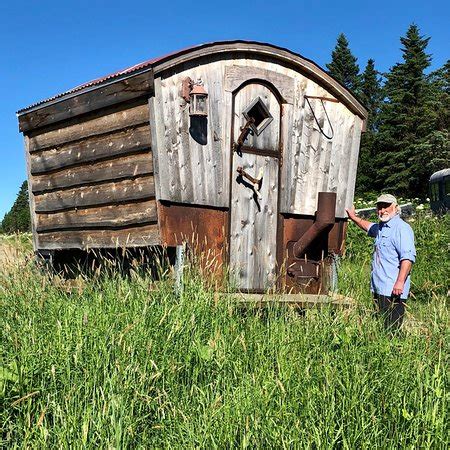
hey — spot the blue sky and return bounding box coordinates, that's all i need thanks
[0,0,448,218]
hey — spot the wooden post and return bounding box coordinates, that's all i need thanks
[174,243,186,296]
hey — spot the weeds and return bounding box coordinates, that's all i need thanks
[0,214,448,448]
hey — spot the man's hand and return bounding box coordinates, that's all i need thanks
[392,260,413,297]
[345,206,358,221]
[346,206,371,232]
[392,280,405,297]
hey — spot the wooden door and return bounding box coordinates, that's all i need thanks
[229,82,281,291]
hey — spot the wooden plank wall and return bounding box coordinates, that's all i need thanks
[151,56,364,218]
[26,99,160,250]
[279,78,364,218]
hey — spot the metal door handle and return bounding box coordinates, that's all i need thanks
[237,166,264,200]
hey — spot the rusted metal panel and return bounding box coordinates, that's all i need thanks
[157,201,228,269]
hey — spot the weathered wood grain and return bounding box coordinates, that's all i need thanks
[36,223,161,250]
[32,151,153,193]
[343,116,363,215]
[28,103,150,152]
[154,61,226,206]
[152,42,367,121]
[30,124,151,174]
[34,176,155,212]
[224,65,295,103]
[229,153,279,290]
[19,71,154,132]
[148,96,163,200]
[36,199,157,232]
[24,136,38,251]
[233,82,280,152]
[336,112,357,217]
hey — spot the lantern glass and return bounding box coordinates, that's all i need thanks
[190,93,208,116]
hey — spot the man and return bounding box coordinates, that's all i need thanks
[346,194,416,330]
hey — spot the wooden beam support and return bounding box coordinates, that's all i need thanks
[36,223,161,250]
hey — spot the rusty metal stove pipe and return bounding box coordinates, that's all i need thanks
[293,192,337,258]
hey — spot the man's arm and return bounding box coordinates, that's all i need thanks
[392,260,413,296]
[345,206,373,232]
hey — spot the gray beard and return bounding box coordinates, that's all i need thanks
[379,213,396,223]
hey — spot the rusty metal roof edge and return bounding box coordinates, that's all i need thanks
[16,65,154,116]
[17,40,367,118]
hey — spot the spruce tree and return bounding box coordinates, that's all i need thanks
[420,60,450,173]
[1,181,31,233]
[356,59,383,194]
[326,33,361,94]
[375,24,436,197]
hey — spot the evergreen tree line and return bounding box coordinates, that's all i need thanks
[0,181,31,234]
[327,24,449,199]
[1,24,448,233]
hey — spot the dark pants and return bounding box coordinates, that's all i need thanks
[374,294,406,332]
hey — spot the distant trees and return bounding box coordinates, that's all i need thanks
[1,181,31,234]
[326,33,361,94]
[327,25,449,199]
[356,59,383,194]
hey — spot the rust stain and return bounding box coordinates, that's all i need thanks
[157,201,228,278]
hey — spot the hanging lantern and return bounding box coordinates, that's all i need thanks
[189,82,208,117]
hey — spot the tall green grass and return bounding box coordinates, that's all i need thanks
[1,214,448,448]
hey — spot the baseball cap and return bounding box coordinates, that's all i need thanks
[376,194,397,205]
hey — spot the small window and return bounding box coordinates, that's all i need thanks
[430,182,439,201]
[243,97,273,136]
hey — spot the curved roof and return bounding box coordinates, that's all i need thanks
[430,168,450,182]
[17,40,367,120]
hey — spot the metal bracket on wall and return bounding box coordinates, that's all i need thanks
[232,117,255,153]
[304,95,337,140]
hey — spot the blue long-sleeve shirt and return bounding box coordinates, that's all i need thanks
[367,215,416,299]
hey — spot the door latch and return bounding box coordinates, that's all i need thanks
[237,166,263,200]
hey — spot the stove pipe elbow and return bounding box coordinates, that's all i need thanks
[293,192,336,258]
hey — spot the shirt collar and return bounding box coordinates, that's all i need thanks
[379,214,400,228]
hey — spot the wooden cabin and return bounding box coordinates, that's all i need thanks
[17,41,367,294]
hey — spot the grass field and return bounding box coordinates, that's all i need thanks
[1,213,448,448]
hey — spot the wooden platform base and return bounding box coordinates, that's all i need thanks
[230,292,355,308]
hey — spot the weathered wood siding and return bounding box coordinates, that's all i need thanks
[25,100,159,250]
[150,56,364,217]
